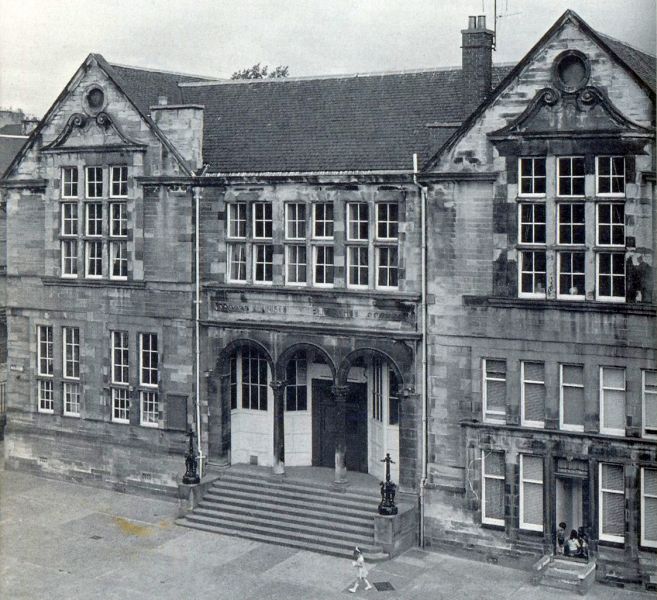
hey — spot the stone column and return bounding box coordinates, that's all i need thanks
[333,385,349,484]
[270,380,286,475]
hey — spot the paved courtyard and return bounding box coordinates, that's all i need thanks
[0,468,650,600]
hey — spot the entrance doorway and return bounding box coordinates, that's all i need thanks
[556,476,584,551]
[345,383,368,473]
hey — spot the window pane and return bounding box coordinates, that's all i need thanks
[563,386,584,426]
[487,380,506,412]
[485,452,504,477]
[602,464,624,491]
[603,367,625,388]
[523,455,543,481]
[603,389,625,430]
[485,478,504,520]
[602,493,625,535]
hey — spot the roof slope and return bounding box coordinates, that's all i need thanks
[104,60,214,115]
[596,33,656,92]
[179,67,509,173]
[0,136,27,176]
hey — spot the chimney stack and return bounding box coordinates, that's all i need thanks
[462,15,494,115]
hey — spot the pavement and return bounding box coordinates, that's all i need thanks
[0,468,651,600]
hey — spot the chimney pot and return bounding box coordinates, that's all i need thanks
[461,15,494,114]
[468,16,477,29]
[477,15,486,29]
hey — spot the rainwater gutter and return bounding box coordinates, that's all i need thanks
[413,153,429,547]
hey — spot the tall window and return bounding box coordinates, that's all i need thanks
[253,202,273,239]
[519,157,546,196]
[519,455,544,532]
[560,364,584,431]
[111,331,130,424]
[600,367,625,436]
[642,370,657,438]
[227,203,247,238]
[61,167,79,198]
[253,203,273,284]
[348,247,369,288]
[228,244,247,283]
[285,203,307,285]
[347,203,369,241]
[597,203,625,246]
[557,203,585,244]
[85,203,103,278]
[347,202,369,288]
[62,326,80,417]
[519,204,546,244]
[371,360,400,425]
[312,203,334,286]
[641,468,657,548]
[37,325,54,413]
[61,203,79,277]
[313,203,334,239]
[110,202,127,279]
[599,463,625,543]
[285,357,307,411]
[521,361,545,427]
[110,166,128,198]
[597,253,625,302]
[376,203,399,289]
[482,359,506,423]
[139,333,159,427]
[86,166,103,198]
[481,451,505,526]
[241,348,268,411]
[596,156,625,196]
[519,251,546,297]
[313,246,334,286]
[557,157,585,196]
[372,359,383,422]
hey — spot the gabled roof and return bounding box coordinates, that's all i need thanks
[423,9,656,171]
[176,67,509,173]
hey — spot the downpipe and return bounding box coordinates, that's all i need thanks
[193,184,204,477]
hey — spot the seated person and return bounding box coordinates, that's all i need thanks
[564,529,580,557]
[556,522,567,554]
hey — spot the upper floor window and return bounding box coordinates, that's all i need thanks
[139,332,159,427]
[557,203,585,245]
[519,203,546,244]
[347,203,369,241]
[376,203,399,240]
[521,361,545,428]
[600,366,625,436]
[482,359,506,424]
[110,166,128,198]
[227,203,247,239]
[642,370,657,439]
[253,202,273,239]
[559,364,584,431]
[86,167,103,198]
[641,468,657,549]
[557,157,585,196]
[596,156,625,196]
[519,157,546,196]
[313,203,334,239]
[285,203,306,240]
[596,203,625,247]
[61,167,79,198]
[62,326,80,417]
[36,325,54,414]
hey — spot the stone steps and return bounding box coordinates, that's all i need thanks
[177,467,388,561]
[539,557,596,595]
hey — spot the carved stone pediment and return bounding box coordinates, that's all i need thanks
[41,111,147,153]
[488,86,654,141]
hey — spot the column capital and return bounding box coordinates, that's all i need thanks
[269,380,287,393]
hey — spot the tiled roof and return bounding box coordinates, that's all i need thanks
[0,124,23,135]
[177,67,509,173]
[101,57,214,115]
[596,33,656,92]
[0,136,27,176]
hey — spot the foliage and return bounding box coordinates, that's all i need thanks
[230,64,289,80]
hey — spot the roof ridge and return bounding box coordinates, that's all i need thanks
[596,31,656,60]
[179,63,509,88]
[107,60,218,81]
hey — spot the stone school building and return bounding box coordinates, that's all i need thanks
[1,9,655,588]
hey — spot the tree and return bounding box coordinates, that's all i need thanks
[230,63,289,80]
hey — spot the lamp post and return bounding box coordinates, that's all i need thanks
[182,428,200,485]
[378,453,398,515]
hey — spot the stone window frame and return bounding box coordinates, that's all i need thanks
[36,325,54,414]
[85,166,104,199]
[346,202,370,289]
[110,166,128,198]
[61,166,79,199]
[519,454,544,532]
[482,358,507,424]
[313,245,335,287]
[599,366,626,437]
[285,244,307,286]
[481,450,505,527]
[518,157,547,197]
[514,156,629,304]
[520,360,546,428]
[557,250,586,300]
[559,363,585,432]
[641,370,657,439]
[109,202,128,280]
[284,202,308,286]
[598,462,625,544]
[84,202,103,279]
[110,330,130,424]
[518,249,547,299]
[61,203,79,278]
[62,326,81,418]
[640,467,657,549]
[139,332,159,428]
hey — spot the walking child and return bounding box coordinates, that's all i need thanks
[349,547,373,593]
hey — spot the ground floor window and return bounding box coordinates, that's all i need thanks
[482,450,505,526]
[519,454,544,531]
[140,390,159,426]
[229,347,269,411]
[641,468,657,548]
[63,382,80,417]
[599,463,625,543]
[38,380,54,413]
[112,388,130,424]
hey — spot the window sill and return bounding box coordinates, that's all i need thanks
[463,295,656,316]
[42,277,146,289]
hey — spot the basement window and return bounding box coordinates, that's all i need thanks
[599,463,625,544]
[641,468,657,548]
[519,455,544,532]
[481,450,505,527]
